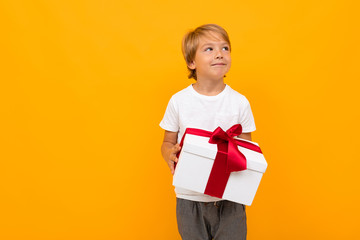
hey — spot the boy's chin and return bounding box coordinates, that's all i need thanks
[198,71,229,81]
[209,75,227,81]
[214,72,229,79]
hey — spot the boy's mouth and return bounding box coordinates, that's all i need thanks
[211,63,226,66]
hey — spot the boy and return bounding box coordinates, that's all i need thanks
[160,24,256,240]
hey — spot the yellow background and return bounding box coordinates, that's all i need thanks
[1,0,359,239]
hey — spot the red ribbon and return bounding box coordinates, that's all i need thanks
[178,124,262,198]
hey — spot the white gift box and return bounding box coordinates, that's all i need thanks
[173,133,268,206]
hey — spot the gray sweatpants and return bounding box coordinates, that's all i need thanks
[176,198,247,240]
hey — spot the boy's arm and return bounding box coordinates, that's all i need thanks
[161,130,181,175]
[238,132,252,141]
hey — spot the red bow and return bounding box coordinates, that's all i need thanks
[209,124,247,173]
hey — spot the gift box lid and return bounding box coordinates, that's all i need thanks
[182,134,268,173]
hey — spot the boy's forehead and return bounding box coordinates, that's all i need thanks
[198,32,228,45]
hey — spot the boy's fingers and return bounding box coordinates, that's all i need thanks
[167,160,174,168]
[168,144,181,165]
[172,144,181,154]
[168,161,175,175]
[169,156,176,163]
[173,144,180,152]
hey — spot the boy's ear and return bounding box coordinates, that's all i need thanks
[188,61,196,70]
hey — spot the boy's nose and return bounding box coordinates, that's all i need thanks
[215,50,223,59]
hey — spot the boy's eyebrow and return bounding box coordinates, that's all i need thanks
[199,42,229,48]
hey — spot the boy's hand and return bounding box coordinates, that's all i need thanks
[166,144,181,175]
[161,131,180,175]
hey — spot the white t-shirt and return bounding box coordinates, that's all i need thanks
[160,84,256,202]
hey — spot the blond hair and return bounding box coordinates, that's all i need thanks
[182,24,231,80]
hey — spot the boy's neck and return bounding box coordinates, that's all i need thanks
[192,78,226,96]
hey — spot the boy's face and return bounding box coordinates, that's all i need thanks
[188,33,231,81]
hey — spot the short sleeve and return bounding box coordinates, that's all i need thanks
[159,96,179,132]
[239,99,256,133]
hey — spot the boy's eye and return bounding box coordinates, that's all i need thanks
[223,46,229,51]
[205,47,213,51]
